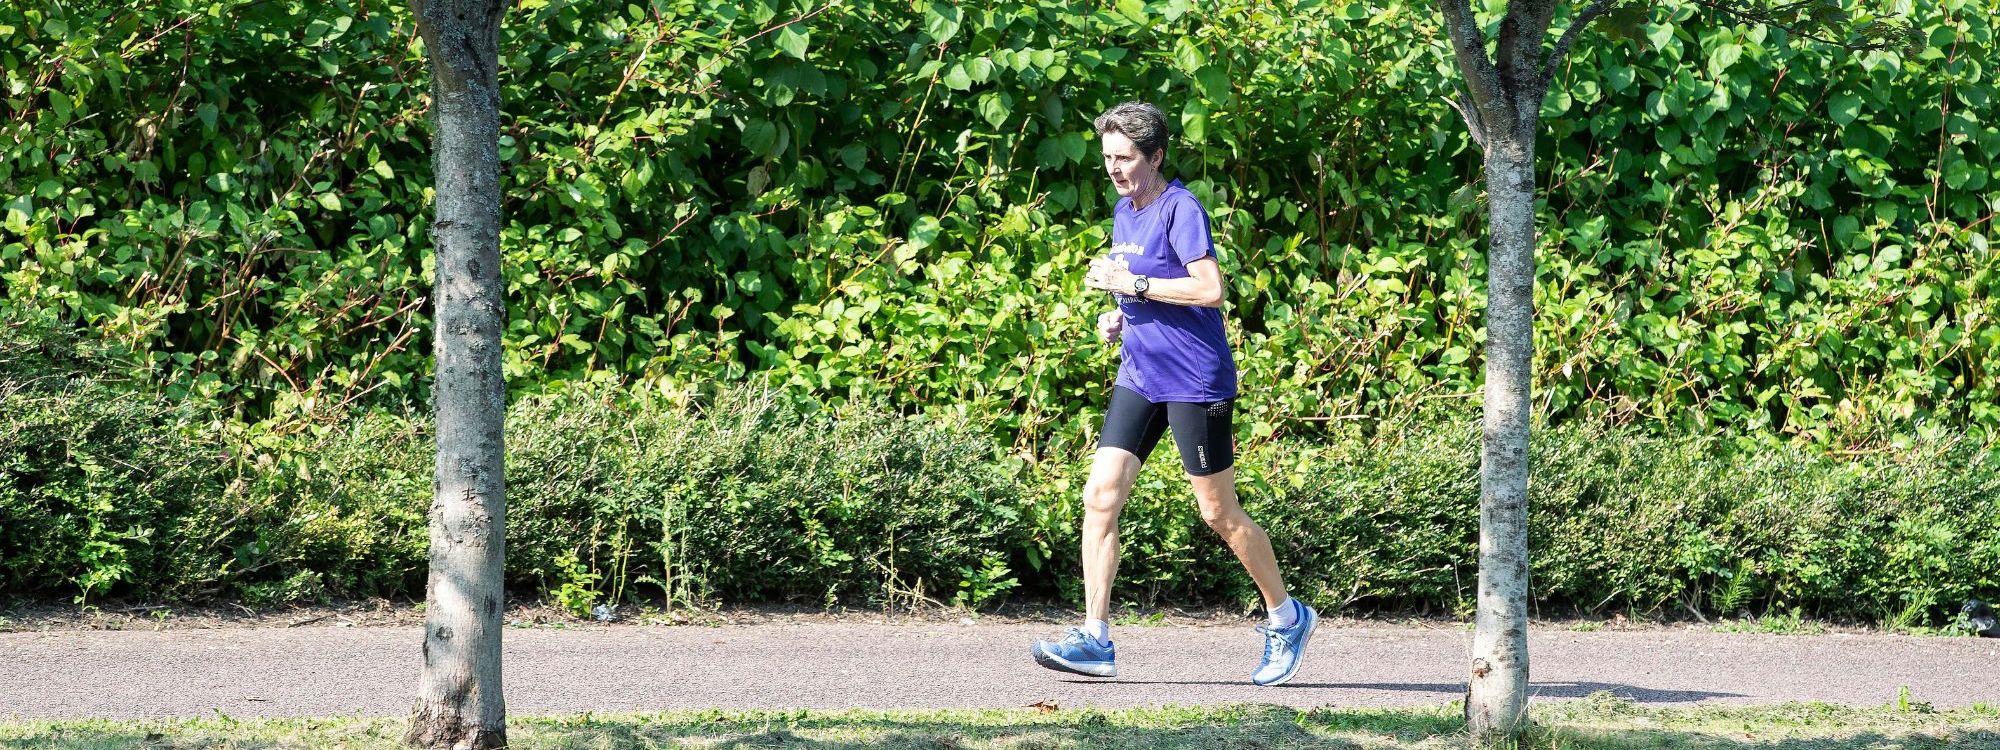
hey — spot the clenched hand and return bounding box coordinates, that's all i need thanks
[1097,309,1124,343]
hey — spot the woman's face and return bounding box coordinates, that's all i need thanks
[1101,131,1162,199]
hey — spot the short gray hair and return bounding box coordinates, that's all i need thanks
[1093,101,1169,158]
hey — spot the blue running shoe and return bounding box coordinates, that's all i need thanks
[1251,602,1318,686]
[1032,627,1117,677]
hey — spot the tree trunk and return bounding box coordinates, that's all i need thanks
[1465,127,1536,740]
[406,1,508,748]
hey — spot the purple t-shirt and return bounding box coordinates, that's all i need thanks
[1108,179,1237,402]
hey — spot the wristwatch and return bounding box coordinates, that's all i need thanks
[1132,275,1150,300]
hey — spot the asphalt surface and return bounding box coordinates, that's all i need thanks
[4,622,1996,718]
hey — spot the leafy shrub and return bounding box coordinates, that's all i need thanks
[5,360,1995,624]
[0,340,237,599]
[3,0,1996,453]
[494,385,1030,607]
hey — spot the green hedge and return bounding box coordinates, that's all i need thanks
[5,349,1995,624]
[3,0,1998,452]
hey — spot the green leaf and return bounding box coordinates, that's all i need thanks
[1060,133,1087,163]
[1182,101,1210,142]
[1541,88,1572,119]
[1193,65,1230,103]
[978,92,1012,128]
[1708,43,1742,77]
[316,192,342,211]
[922,2,961,43]
[838,144,867,171]
[1644,22,1675,51]
[620,159,654,195]
[1604,65,1635,93]
[775,25,809,60]
[47,90,72,123]
[742,119,778,157]
[1116,0,1146,24]
[942,64,972,91]
[1036,137,1067,167]
[1447,182,1479,215]
[907,215,942,251]
[1943,158,1971,190]
[1830,92,1862,126]
[1172,37,1207,75]
[3,195,31,230]
[966,57,995,83]
[1832,215,1861,248]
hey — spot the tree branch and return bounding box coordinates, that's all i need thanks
[1543,0,1619,85]
[1438,0,1506,143]
[1494,0,1562,131]
[1438,0,1505,106]
[1497,0,1562,81]
[1685,0,1918,52]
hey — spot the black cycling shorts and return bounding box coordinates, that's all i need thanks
[1097,385,1236,476]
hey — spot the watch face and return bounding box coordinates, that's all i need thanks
[1134,277,1148,295]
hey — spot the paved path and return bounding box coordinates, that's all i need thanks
[4,623,1995,718]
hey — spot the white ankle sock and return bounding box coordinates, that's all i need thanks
[1269,597,1300,629]
[1083,618,1111,645]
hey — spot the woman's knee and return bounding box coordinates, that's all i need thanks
[1083,479,1127,515]
[1198,500,1243,531]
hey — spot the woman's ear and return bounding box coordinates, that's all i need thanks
[1150,149,1165,171]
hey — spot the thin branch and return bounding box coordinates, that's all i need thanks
[1444,90,1488,150]
[1544,0,1619,84]
[1684,0,1917,51]
[671,2,837,97]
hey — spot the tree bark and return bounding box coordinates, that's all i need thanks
[406,0,508,748]
[1436,0,1546,739]
[1435,0,1903,740]
[1466,126,1536,741]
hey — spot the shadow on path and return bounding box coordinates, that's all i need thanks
[1058,680,1745,703]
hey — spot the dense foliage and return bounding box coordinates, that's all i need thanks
[3,0,1997,450]
[3,0,1998,621]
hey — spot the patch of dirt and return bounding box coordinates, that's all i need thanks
[0,597,1897,636]
[0,597,1274,632]
[0,597,424,632]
